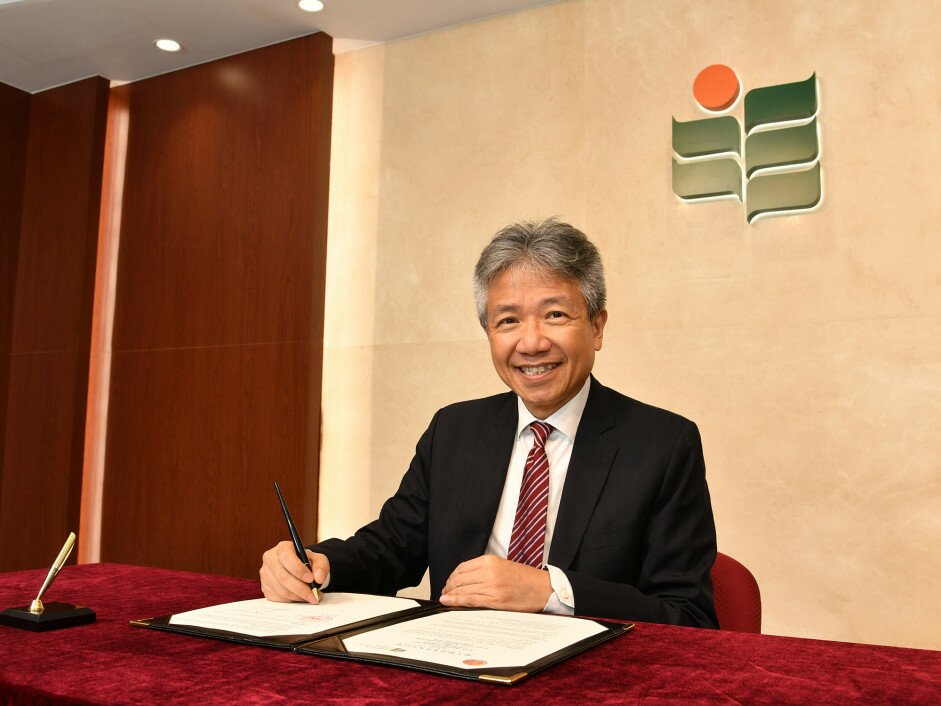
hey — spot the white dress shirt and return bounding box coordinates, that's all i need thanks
[485,376,592,614]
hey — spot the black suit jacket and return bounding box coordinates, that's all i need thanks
[314,377,718,628]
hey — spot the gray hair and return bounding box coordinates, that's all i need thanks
[473,218,606,327]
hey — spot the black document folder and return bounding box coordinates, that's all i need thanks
[293,604,632,684]
[132,598,632,685]
[131,600,434,650]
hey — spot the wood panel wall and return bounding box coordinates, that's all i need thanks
[99,34,333,578]
[0,78,109,570]
[0,82,31,523]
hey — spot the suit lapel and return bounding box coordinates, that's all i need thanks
[458,393,518,557]
[549,377,618,570]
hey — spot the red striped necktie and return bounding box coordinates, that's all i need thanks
[506,421,554,568]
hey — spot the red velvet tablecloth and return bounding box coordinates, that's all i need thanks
[1,563,938,704]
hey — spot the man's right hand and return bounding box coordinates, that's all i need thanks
[260,541,330,604]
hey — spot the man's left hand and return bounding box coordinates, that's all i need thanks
[439,555,552,612]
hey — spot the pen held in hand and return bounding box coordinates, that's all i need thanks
[274,481,321,600]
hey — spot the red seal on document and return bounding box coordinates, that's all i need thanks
[463,659,487,666]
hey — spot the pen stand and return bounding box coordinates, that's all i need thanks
[0,602,96,632]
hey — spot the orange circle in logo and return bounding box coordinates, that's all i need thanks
[692,65,740,111]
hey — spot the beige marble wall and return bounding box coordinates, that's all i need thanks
[321,0,941,649]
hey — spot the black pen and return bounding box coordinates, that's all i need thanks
[274,481,321,601]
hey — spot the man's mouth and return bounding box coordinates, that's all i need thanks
[518,363,559,377]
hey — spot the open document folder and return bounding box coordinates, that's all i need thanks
[132,593,632,685]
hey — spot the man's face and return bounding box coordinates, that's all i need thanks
[485,266,607,419]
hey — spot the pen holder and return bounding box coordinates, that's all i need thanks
[0,602,96,632]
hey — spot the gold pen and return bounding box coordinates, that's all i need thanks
[30,532,76,614]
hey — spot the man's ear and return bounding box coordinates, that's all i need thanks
[592,309,608,350]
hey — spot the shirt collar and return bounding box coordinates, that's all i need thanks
[515,376,592,443]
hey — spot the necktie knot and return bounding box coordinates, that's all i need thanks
[530,421,553,447]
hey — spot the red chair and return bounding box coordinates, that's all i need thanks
[711,552,761,632]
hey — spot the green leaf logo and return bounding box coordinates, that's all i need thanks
[672,66,822,223]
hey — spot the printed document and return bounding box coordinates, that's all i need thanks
[343,610,605,670]
[169,594,419,638]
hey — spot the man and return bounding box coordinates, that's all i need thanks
[260,218,718,628]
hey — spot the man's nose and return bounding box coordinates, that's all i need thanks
[515,321,551,355]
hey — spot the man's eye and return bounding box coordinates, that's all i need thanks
[497,317,517,326]
[547,311,566,319]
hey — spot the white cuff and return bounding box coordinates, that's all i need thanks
[542,564,575,615]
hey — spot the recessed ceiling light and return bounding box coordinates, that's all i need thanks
[298,0,325,12]
[154,39,182,53]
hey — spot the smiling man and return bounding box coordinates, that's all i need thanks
[260,219,718,628]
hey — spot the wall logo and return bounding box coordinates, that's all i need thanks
[672,65,822,223]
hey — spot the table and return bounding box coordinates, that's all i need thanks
[1,563,938,704]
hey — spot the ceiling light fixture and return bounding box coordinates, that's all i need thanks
[298,0,325,12]
[154,39,182,53]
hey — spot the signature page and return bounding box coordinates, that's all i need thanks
[343,610,605,670]
[169,594,420,638]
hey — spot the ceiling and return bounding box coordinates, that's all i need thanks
[0,0,556,93]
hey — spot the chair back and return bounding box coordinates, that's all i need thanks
[711,552,761,632]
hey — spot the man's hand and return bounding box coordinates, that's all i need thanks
[439,555,552,612]
[259,541,329,604]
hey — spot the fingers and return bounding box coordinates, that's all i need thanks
[259,541,328,604]
[259,545,310,603]
[440,591,484,608]
[441,555,505,593]
[440,555,500,606]
[439,555,552,612]
[306,549,330,586]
